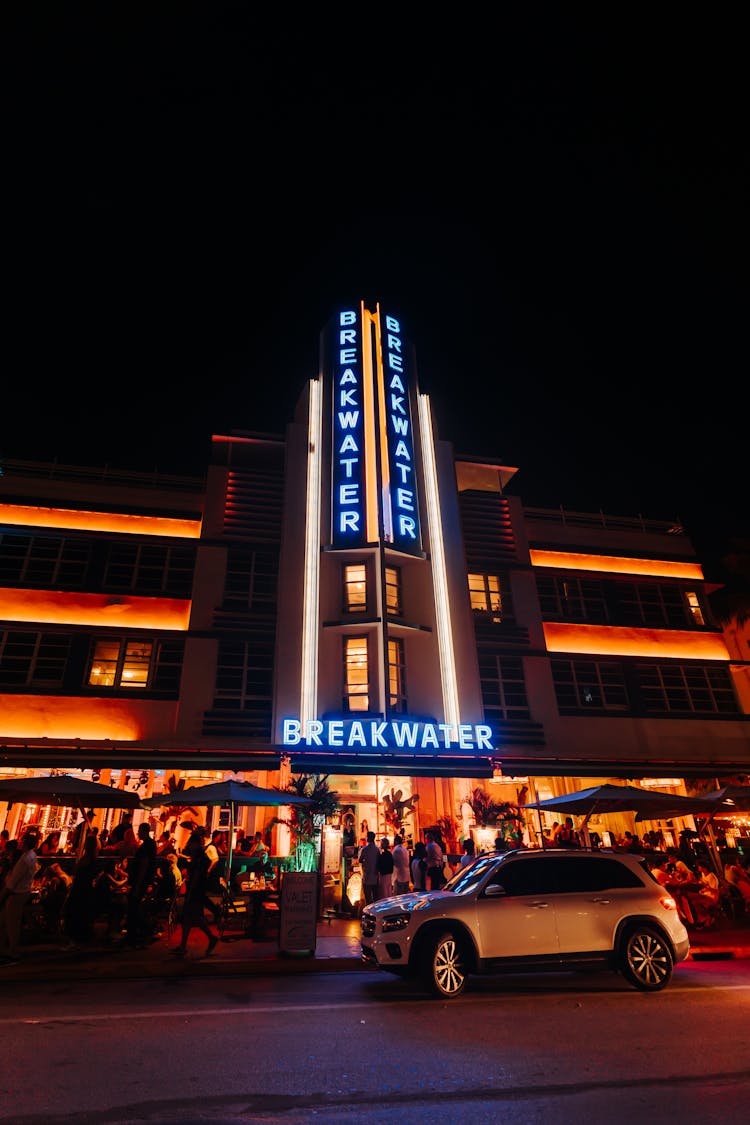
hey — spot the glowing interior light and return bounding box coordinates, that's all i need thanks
[418,392,460,731]
[301,376,323,733]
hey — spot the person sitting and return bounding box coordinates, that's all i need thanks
[244,831,270,870]
[556,817,579,847]
[685,861,720,929]
[38,830,62,856]
[724,857,750,905]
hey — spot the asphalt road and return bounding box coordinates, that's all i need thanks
[2,962,750,1123]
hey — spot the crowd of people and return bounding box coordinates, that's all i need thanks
[0,814,254,965]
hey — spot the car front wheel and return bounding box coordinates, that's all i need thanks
[423,931,467,998]
[620,925,674,991]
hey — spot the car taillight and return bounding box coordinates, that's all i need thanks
[660,895,678,912]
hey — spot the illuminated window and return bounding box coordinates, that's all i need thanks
[468,573,504,621]
[685,591,706,625]
[343,564,367,614]
[88,638,153,689]
[385,566,402,617]
[344,636,369,711]
[388,638,407,712]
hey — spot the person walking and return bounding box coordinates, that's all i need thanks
[358,831,380,905]
[392,834,411,894]
[459,837,476,867]
[0,828,39,965]
[171,829,219,958]
[376,837,395,900]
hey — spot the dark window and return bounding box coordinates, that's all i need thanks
[214,637,274,709]
[385,566,402,617]
[616,582,693,628]
[388,638,407,712]
[0,533,91,588]
[224,548,278,609]
[637,663,739,714]
[0,630,72,687]
[552,659,629,712]
[478,654,530,719]
[536,575,608,623]
[103,542,195,597]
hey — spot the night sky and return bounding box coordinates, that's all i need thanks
[6,10,747,580]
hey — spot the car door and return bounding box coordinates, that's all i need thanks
[551,855,647,953]
[474,857,560,959]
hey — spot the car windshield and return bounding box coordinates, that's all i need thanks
[442,855,498,895]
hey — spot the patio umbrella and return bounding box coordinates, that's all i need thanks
[0,773,142,856]
[142,779,314,877]
[521,783,715,844]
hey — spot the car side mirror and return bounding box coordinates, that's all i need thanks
[484,884,507,897]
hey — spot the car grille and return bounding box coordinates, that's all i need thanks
[361,914,376,938]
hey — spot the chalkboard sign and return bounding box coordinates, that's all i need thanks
[279,871,318,955]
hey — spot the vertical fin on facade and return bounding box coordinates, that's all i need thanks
[301,377,323,734]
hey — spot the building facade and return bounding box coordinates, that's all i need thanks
[1,300,749,868]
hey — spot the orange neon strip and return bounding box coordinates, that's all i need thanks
[0,589,191,630]
[543,622,730,660]
[0,695,160,740]
[0,504,202,538]
[530,550,704,580]
[362,303,380,543]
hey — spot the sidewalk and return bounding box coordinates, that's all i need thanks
[1,912,748,983]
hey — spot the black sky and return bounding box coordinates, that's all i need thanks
[6,9,748,580]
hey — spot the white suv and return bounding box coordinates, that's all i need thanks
[361,849,690,997]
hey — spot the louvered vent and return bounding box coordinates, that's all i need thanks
[459,492,517,566]
[223,469,284,541]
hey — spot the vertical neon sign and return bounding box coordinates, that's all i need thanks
[380,312,422,555]
[332,309,367,547]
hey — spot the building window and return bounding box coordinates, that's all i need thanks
[385,566,402,617]
[343,564,367,614]
[616,582,695,628]
[536,575,608,623]
[685,591,706,625]
[223,548,279,609]
[551,659,629,712]
[88,639,153,688]
[103,542,195,597]
[213,635,274,714]
[468,573,505,621]
[388,638,407,712]
[344,636,369,711]
[0,533,90,588]
[478,654,530,720]
[0,630,72,687]
[637,663,739,714]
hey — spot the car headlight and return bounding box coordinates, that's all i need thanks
[382,913,411,932]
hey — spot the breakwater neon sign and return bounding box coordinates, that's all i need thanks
[282,718,495,754]
[330,306,422,555]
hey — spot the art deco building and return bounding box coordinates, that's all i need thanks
[1,300,748,865]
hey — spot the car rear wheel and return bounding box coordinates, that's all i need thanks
[620,925,673,991]
[423,931,467,997]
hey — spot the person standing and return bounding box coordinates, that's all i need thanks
[0,828,39,965]
[123,822,157,947]
[425,830,445,890]
[358,831,380,905]
[410,841,427,890]
[392,834,411,894]
[460,838,476,867]
[376,838,395,900]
